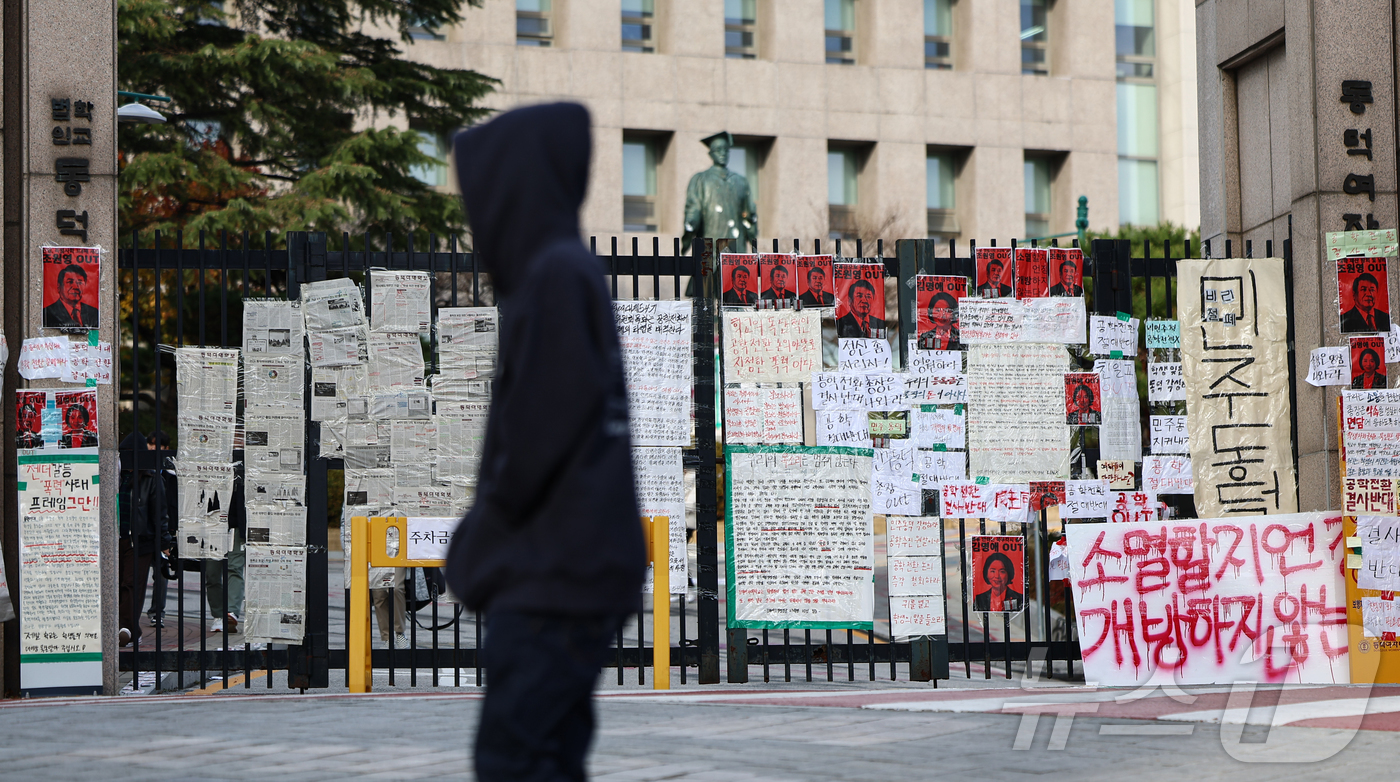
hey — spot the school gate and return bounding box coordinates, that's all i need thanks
[114,230,1295,691]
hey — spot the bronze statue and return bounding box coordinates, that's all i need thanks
[682,132,757,251]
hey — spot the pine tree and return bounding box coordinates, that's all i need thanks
[118,0,496,245]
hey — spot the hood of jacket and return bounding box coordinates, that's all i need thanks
[119,430,146,472]
[453,102,592,299]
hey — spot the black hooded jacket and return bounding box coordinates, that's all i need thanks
[445,103,645,615]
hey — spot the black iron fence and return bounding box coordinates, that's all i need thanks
[114,230,1292,691]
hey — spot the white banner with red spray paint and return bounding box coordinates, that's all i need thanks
[1065,512,1349,686]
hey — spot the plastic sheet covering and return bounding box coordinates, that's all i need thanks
[615,300,694,446]
[370,269,431,334]
[393,460,433,488]
[243,545,307,644]
[242,300,305,356]
[722,309,821,384]
[367,332,426,391]
[244,470,306,509]
[368,390,432,420]
[1177,258,1297,516]
[176,412,236,463]
[245,506,307,546]
[301,278,366,331]
[175,461,236,559]
[243,410,305,474]
[307,324,368,368]
[175,348,239,414]
[886,515,945,638]
[437,307,498,378]
[311,363,369,421]
[966,343,1070,482]
[427,375,492,404]
[1096,358,1142,462]
[634,446,687,595]
[243,354,303,411]
[725,445,875,630]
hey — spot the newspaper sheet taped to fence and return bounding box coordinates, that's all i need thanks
[725,445,874,629]
[1178,258,1298,516]
[967,343,1070,482]
[1065,512,1348,685]
[634,446,688,595]
[244,545,307,644]
[17,451,101,693]
[615,300,693,446]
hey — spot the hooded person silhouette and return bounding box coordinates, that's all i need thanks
[446,103,645,782]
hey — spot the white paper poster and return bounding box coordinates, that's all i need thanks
[967,343,1070,482]
[616,300,694,446]
[723,309,822,384]
[634,447,688,595]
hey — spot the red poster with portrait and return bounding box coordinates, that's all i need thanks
[1065,372,1102,425]
[796,254,835,308]
[15,390,46,450]
[758,253,797,309]
[720,253,760,308]
[43,246,101,330]
[1350,335,1388,389]
[1047,248,1085,297]
[834,263,886,339]
[915,274,967,350]
[54,389,98,449]
[970,535,1025,613]
[1015,247,1049,299]
[1338,257,1390,334]
[975,247,1014,298]
[1029,480,1066,512]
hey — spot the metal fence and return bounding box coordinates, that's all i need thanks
[115,230,1292,691]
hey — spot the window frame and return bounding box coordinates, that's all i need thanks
[1024,155,1053,238]
[926,149,960,238]
[924,0,953,70]
[622,0,656,53]
[516,0,553,47]
[622,135,659,232]
[825,0,856,65]
[725,0,757,59]
[1020,0,1049,76]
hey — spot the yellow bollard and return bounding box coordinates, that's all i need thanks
[349,516,372,693]
[651,516,670,690]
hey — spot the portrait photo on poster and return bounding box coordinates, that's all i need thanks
[15,390,46,450]
[1339,257,1391,333]
[55,389,98,449]
[1350,334,1388,389]
[970,535,1025,613]
[796,254,836,308]
[1014,247,1049,299]
[1065,372,1102,425]
[1029,480,1066,511]
[720,253,760,307]
[834,263,887,339]
[975,247,1014,298]
[916,275,966,351]
[1048,248,1085,297]
[42,246,101,330]
[758,254,797,309]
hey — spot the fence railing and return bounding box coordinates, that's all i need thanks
[114,230,1292,691]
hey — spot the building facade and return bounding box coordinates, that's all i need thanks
[407,0,1200,245]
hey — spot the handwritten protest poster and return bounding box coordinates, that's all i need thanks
[725,386,802,444]
[1141,455,1193,494]
[1098,460,1135,489]
[723,309,822,383]
[1014,247,1049,299]
[18,451,101,694]
[1357,515,1400,592]
[615,301,693,446]
[812,373,868,410]
[903,374,968,405]
[1305,347,1350,387]
[1327,228,1399,262]
[1344,477,1400,516]
[815,410,868,447]
[1178,258,1298,516]
[906,344,961,376]
[1148,361,1187,399]
[1066,513,1348,685]
[838,338,892,373]
[1088,315,1139,357]
[1342,429,1400,477]
[1062,479,1109,518]
[1108,491,1158,523]
[888,516,946,636]
[725,446,874,629]
[634,447,688,595]
[1149,415,1189,454]
[1145,319,1180,349]
[940,480,989,518]
[967,343,1070,483]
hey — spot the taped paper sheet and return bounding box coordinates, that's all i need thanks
[1145,320,1180,349]
[724,386,802,445]
[887,517,947,636]
[1306,347,1350,387]
[838,338,891,373]
[370,270,431,333]
[1096,358,1142,462]
[1357,515,1400,591]
[243,300,305,356]
[245,507,307,547]
[903,374,967,405]
[176,462,236,559]
[1343,429,1400,477]
[405,517,458,561]
[176,412,236,463]
[1061,479,1109,518]
[616,300,693,446]
[300,279,365,331]
[1178,258,1298,516]
[1066,513,1347,685]
[634,447,688,595]
[725,446,874,629]
[243,545,307,644]
[873,444,920,516]
[1088,315,1138,357]
[307,325,367,368]
[245,411,305,474]
[815,410,868,447]
[243,354,303,412]
[1141,455,1193,494]
[438,307,499,379]
[967,343,1070,482]
[311,364,369,421]
[906,343,962,376]
[17,337,70,380]
[722,309,822,384]
[175,348,239,414]
[367,332,426,391]
[1148,362,1186,400]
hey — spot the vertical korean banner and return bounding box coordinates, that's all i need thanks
[1177,258,1298,516]
[17,452,101,695]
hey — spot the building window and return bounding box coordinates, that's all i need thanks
[622,0,655,53]
[410,130,448,187]
[728,143,760,204]
[725,0,757,59]
[1116,0,1159,225]
[406,15,446,41]
[924,0,953,70]
[1024,156,1051,238]
[1020,0,1048,75]
[825,0,855,65]
[828,146,858,239]
[517,0,553,47]
[623,137,658,232]
[927,152,958,237]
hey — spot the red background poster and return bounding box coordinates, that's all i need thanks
[720,253,760,307]
[975,247,1014,298]
[834,263,886,338]
[758,253,797,308]
[1350,334,1387,389]
[15,391,45,449]
[42,246,101,329]
[1047,248,1085,296]
[1015,247,1049,299]
[970,535,1025,613]
[796,254,835,307]
[1029,480,1066,511]
[55,389,98,448]
[1065,372,1102,425]
[1338,256,1390,333]
[915,274,966,350]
